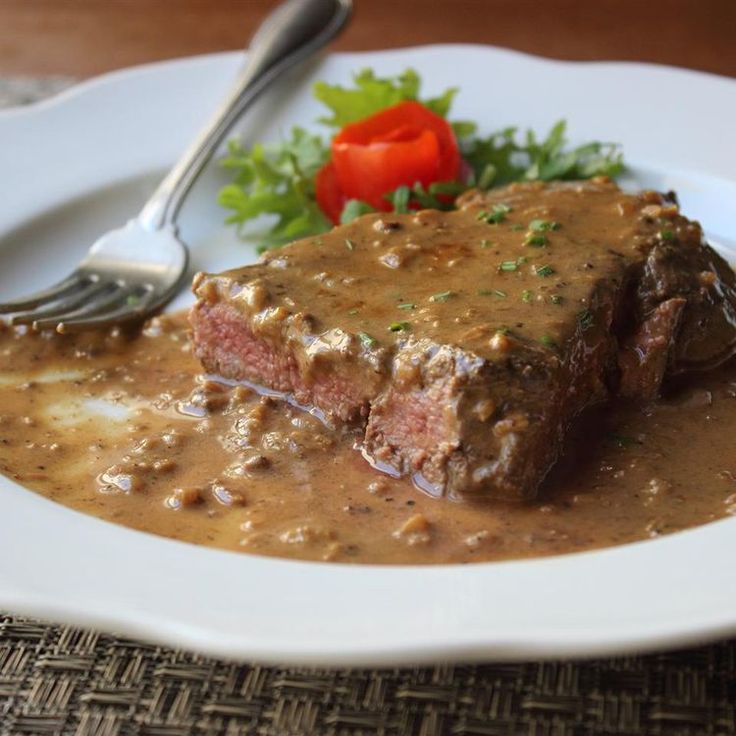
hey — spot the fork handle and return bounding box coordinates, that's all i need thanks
[138,0,352,233]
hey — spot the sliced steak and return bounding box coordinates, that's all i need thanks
[190,178,736,499]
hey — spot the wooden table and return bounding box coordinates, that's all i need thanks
[0,0,734,79]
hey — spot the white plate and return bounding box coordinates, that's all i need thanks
[1,45,736,666]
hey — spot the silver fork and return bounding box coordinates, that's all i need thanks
[0,0,352,333]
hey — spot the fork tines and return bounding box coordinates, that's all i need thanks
[0,272,155,333]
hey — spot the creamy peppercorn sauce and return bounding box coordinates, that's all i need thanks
[2,177,736,564]
[0,313,736,565]
[199,179,690,357]
[191,178,736,501]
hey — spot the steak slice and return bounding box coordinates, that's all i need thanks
[190,178,736,499]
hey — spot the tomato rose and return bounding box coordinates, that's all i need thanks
[316,101,462,223]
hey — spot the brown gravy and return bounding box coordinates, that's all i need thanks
[1,313,735,564]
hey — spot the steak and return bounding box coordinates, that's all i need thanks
[190,178,736,499]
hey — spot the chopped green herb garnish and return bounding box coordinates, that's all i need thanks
[429,290,456,302]
[348,308,359,315]
[539,335,556,348]
[522,289,533,303]
[480,239,491,248]
[660,229,675,241]
[388,321,411,332]
[384,180,467,213]
[478,203,512,225]
[509,223,524,231]
[529,219,561,232]
[387,185,411,214]
[345,238,356,251]
[478,288,507,297]
[498,256,527,272]
[525,234,549,247]
[535,264,555,278]
[550,294,563,305]
[397,302,415,310]
[490,203,512,223]
[578,308,594,331]
[357,332,377,348]
[608,433,639,448]
[496,326,511,336]
[340,199,376,223]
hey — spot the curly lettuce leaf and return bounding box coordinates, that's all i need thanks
[218,128,331,250]
[313,67,468,128]
[462,120,624,188]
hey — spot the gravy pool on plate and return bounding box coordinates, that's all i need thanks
[0,313,735,564]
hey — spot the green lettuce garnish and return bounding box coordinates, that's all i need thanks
[462,121,624,189]
[313,68,460,128]
[218,127,331,248]
[218,68,624,250]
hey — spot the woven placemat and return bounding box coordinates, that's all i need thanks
[2,613,736,736]
[2,76,736,736]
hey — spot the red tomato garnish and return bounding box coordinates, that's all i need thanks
[315,161,346,225]
[316,101,461,224]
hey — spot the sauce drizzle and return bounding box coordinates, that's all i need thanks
[1,313,735,565]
